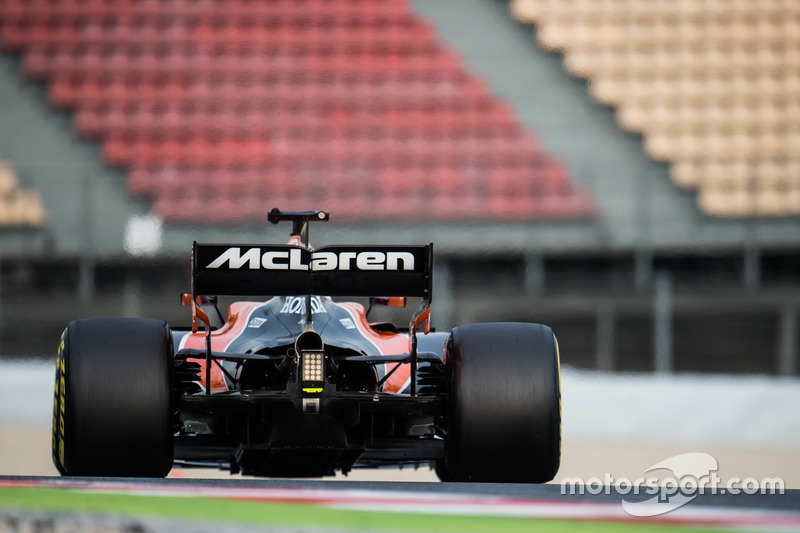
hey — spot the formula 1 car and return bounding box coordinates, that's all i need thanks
[52,209,561,482]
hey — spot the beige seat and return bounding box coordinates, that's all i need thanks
[0,160,47,228]
[510,0,800,217]
[698,185,753,217]
[670,159,702,188]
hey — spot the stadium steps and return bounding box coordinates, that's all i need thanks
[511,0,800,218]
[0,1,797,258]
[410,0,692,248]
[0,0,596,226]
[409,0,799,250]
[0,51,145,256]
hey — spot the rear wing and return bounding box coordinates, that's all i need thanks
[192,243,433,298]
[187,210,434,397]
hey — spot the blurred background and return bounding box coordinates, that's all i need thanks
[0,0,798,483]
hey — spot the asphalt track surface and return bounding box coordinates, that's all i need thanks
[3,475,798,505]
[18,476,796,508]
[2,475,800,532]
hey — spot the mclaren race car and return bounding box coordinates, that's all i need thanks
[52,209,561,482]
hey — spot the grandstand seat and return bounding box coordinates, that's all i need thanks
[669,161,702,190]
[698,185,754,218]
[1,0,595,224]
[73,107,104,137]
[512,0,800,217]
[510,0,544,23]
[0,159,47,228]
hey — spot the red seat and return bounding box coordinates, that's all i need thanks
[153,189,208,224]
[5,0,594,224]
[488,191,540,220]
[127,167,155,195]
[101,137,133,166]
[73,107,103,137]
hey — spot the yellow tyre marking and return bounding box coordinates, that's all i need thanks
[52,329,67,470]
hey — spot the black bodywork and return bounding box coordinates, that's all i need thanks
[171,210,447,477]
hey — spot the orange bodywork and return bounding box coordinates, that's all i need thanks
[183,300,412,394]
[337,302,412,394]
[180,301,263,392]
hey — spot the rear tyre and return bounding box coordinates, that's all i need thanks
[442,322,561,483]
[52,317,174,477]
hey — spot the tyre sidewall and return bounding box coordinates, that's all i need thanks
[445,322,561,482]
[55,317,174,477]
